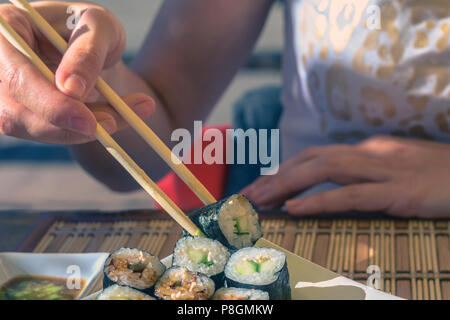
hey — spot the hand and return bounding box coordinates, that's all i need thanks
[0,1,155,144]
[242,135,450,218]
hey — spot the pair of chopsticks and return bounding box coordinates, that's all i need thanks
[0,0,217,236]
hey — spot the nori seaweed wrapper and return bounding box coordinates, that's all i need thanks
[183,195,261,250]
[184,198,228,242]
[210,273,226,289]
[192,271,225,290]
[103,265,156,296]
[225,263,291,300]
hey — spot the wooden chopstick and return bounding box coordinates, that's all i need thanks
[8,0,216,206]
[0,14,204,237]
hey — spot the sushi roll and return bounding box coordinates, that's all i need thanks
[213,287,269,300]
[154,267,215,300]
[187,194,262,250]
[224,247,290,300]
[103,248,166,294]
[172,236,230,288]
[97,284,156,300]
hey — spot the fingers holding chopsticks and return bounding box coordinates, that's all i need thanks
[0,94,94,145]
[0,80,155,144]
[0,2,156,144]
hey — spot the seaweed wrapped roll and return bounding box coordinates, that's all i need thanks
[103,248,165,293]
[224,247,290,300]
[154,267,215,300]
[188,194,262,250]
[213,287,269,300]
[172,236,230,288]
[97,284,156,300]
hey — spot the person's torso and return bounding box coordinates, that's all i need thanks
[281,0,450,161]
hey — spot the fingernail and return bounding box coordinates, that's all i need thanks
[99,119,116,134]
[133,101,154,119]
[68,117,92,134]
[64,74,87,98]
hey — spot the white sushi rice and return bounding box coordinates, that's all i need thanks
[104,248,165,289]
[225,247,286,286]
[218,194,262,248]
[173,237,230,276]
[213,287,269,300]
[97,285,155,300]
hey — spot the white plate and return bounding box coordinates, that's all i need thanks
[0,252,109,300]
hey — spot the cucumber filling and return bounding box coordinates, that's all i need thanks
[233,217,250,236]
[235,258,275,275]
[187,248,214,267]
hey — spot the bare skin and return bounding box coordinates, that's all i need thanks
[1,1,449,218]
[242,136,450,218]
[0,2,156,144]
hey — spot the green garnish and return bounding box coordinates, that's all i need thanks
[127,262,146,272]
[233,218,250,236]
[200,255,214,267]
[249,260,261,273]
[0,277,79,300]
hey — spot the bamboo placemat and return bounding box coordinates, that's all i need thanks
[16,211,450,300]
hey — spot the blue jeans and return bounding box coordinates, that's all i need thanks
[224,86,340,200]
[224,86,283,196]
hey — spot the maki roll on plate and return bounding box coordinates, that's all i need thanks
[213,287,269,300]
[224,247,291,300]
[154,267,215,300]
[103,248,165,293]
[188,194,262,250]
[172,237,230,288]
[97,285,155,300]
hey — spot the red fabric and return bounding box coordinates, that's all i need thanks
[156,124,231,211]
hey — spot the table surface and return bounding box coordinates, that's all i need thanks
[2,210,449,300]
[0,211,43,251]
[0,210,387,252]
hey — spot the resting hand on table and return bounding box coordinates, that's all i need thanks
[0,1,155,144]
[242,136,450,218]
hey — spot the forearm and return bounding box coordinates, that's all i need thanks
[69,61,176,192]
[131,0,275,130]
[70,0,275,192]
